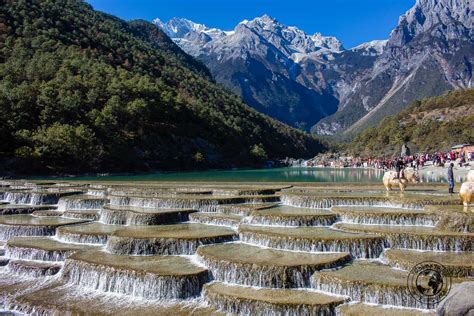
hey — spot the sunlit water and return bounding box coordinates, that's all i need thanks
[32,167,453,183]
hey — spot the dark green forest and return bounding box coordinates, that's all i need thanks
[0,0,324,174]
[347,89,474,156]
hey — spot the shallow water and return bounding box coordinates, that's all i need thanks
[0,180,471,315]
[34,167,386,182]
[31,167,458,183]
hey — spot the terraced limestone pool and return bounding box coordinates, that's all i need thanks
[0,180,472,315]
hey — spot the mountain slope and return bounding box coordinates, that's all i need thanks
[157,1,473,138]
[314,0,473,136]
[155,15,360,130]
[347,89,474,156]
[0,0,324,174]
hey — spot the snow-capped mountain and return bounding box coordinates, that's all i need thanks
[155,15,345,62]
[154,15,354,129]
[153,17,229,40]
[351,40,387,56]
[155,0,473,135]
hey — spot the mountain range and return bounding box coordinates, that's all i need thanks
[155,0,473,136]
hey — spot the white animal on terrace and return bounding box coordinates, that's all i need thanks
[383,167,419,192]
[467,169,474,182]
[459,170,474,206]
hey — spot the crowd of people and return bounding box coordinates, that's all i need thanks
[308,148,473,172]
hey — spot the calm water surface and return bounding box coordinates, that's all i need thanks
[39,167,387,182]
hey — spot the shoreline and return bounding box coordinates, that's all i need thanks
[417,164,470,183]
[295,164,471,183]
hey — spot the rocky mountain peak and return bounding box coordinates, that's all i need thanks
[388,0,472,47]
[220,15,343,60]
[251,14,279,26]
[154,0,473,136]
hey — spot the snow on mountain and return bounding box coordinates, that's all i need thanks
[153,17,228,41]
[154,15,344,60]
[351,40,388,56]
[154,1,473,136]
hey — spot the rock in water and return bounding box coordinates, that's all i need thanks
[437,281,474,316]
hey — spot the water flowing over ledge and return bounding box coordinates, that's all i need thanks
[0,179,471,315]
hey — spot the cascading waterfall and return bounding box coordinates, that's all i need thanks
[203,284,346,316]
[239,231,384,259]
[109,196,229,212]
[0,181,472,315]
[64,210,100,221]
[106,235,238,255]
[98,208,128,225]
[7,260,62,278]
[211,189,276,196]
[2,192,54,205]
[204,294,340,316]
[0,225,56,241]
[99,208,193,226]
[213,205,263,216]
[381,233,472,251]
[0,205,53,216]
[6,245,79,262]
[311,275,423,309]
[57,231,108,245]
[189,214,240,227]
[108,187,213,197]
[435,211,473,233]
[109,196,279,212]
[61,259,209,299]
[198,254,350,288]
[243,215,337,227]
[57,196,108,212]
[128,210,189,225]
[280,195,429,210]
[338,213,437,226]
[86,189,107,197]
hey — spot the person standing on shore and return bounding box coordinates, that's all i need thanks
[447,163,455,193]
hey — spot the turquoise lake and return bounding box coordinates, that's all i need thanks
[38,167,387,182]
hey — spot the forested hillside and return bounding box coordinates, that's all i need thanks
[0,0,324,174]
[347,89,474,156]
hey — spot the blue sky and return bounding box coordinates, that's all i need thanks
[86,0,415,48]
